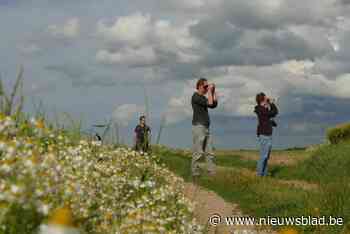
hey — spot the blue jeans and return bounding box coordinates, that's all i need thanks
[257,135,272,176]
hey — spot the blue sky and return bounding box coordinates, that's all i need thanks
[1,0,350,149]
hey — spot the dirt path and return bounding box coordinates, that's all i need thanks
[184,182,277,234]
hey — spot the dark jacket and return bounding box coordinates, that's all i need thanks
[192,92,218,127]
[134,125,151,143]
[254,103,278,136]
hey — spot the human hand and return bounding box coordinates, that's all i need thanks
[209,84,215,92]
[266,97,274,103]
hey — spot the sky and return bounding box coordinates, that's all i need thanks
[1,0,350,149]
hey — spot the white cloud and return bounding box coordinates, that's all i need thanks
[165,59,350,123]
[181,0,205,9]
[112,104,145,127]
[96,13,202,66]
[281,60,315,75]
[97,13,151,47]
[164,80,195,124]
[281,60,350,99]
[48,18,80,39]
[290,122,308,132]
[177,51,201,63]
[96,47,158,66]
[331,73,350,98]
[18,43,41,55]
[326,16,350,52]
[161,0,205,10]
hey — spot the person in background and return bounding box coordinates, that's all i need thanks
[191,78,218,177]
[134,115,151,154]
[94,133,102,146]
[254,92,278,177]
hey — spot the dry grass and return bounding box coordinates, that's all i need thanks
[215,149,311,166]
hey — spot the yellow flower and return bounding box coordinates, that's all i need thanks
[0,201,8,209]
[48,145,55,153]
[105,212,113,220]
[2,158,16,165]
[36,119,45,129]
[26,137,34,145]
[48,206,75,227]
[30,155,40,164]
[279,227,299,234]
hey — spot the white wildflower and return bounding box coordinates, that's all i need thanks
[39,224,80,234]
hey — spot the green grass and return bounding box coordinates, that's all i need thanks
[153,146,192,181]
[274,142,350,183]
[214,154,257,170]
[153,145,350,234]
[210,149,311,181]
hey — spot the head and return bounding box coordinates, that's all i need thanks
[256,92,268,105]
[196,78,209,95]
[139,115,146,125]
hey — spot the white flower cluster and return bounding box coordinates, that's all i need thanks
[0,114,201,234]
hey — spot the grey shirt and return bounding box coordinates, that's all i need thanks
[191,92,218,127]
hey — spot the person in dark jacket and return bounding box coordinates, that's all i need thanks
[254,92,278,176]
[191,78,218,177]
[134,115,151,154]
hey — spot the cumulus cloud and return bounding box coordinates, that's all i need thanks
[97,13,151,47]
[164,80,195,124]
[17,43,41,55]
[96,13,201,66]
[165,59,350,124]
[112,104,145,127]
[96,47,158,66]
[45,63,87,80]
[4,0,350,147]
[157,0,205,10]
[204,0,338,30]
[48,18,80,39]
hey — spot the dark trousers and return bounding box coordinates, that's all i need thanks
[135,140,149,152]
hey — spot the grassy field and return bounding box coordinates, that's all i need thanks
[153,143,350,234]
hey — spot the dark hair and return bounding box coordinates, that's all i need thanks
[139,115,146,121]
[256,92,266,105]
[196,78,207,90]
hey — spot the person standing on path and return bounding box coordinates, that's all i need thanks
[134,115,151,154]
[254,92,278,177]
[191,78,218,177]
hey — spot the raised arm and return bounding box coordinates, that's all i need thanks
[209,89,218,109]
[207,84,218,108]
[268,103,278,118]
[207,88,214,106]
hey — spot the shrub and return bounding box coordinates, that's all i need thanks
[326,123,350,144]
